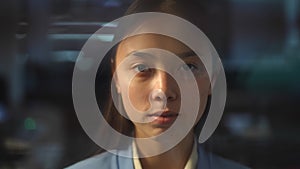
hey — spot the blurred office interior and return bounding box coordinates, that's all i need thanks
[0,0,299,168]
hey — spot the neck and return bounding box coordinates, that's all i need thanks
[136,131,195,169]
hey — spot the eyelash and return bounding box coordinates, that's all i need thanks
[131,63,202,75]
[180,63,198,71]
[132,64,151,73]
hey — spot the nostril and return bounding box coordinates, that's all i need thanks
[150,89,167,102]
[148,89,167,110]
[167,95,176,101]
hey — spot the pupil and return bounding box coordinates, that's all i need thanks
[138,65,147,72]
[184,64,191,70]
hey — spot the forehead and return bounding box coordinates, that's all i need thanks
[116,34,193,61]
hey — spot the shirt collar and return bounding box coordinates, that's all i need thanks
[132,138,198,169]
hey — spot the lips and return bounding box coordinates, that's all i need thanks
[148,110,178,117]
[147,111,178,125]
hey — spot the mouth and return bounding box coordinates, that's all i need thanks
[147,111,179,125]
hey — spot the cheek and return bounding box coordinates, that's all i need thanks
[197,76,211,100]
[195,77,211,121]
[128,80,152,111]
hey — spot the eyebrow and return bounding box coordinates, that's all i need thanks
[130,51,153,58]
[129,50,197,58]
[177,50,197,58]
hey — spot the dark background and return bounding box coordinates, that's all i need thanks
[0,0,299,168]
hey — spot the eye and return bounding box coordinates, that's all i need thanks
[180,63,198,71]
[133,64,151,73]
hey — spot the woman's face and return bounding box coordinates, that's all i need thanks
[114,34,211,138]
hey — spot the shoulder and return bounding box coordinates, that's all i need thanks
[197,144,250,169]
[65,152,118,169]
[208,153,250,169]
[65,147,134,169]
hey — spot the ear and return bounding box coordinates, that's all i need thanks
[208,83,212,95]
[113,73,121,94]
[205,74,212,95]
[111,56,122,94]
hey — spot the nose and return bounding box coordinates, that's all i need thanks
[150,70,178,102]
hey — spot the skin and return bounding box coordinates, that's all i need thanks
[114,34,211,169]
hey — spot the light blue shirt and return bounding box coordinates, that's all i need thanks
[66,143,250,169]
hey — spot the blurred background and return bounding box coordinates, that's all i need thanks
[0,0,299,168]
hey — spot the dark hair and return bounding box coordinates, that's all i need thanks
[96,43,134,137]
[95,0,211,150]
